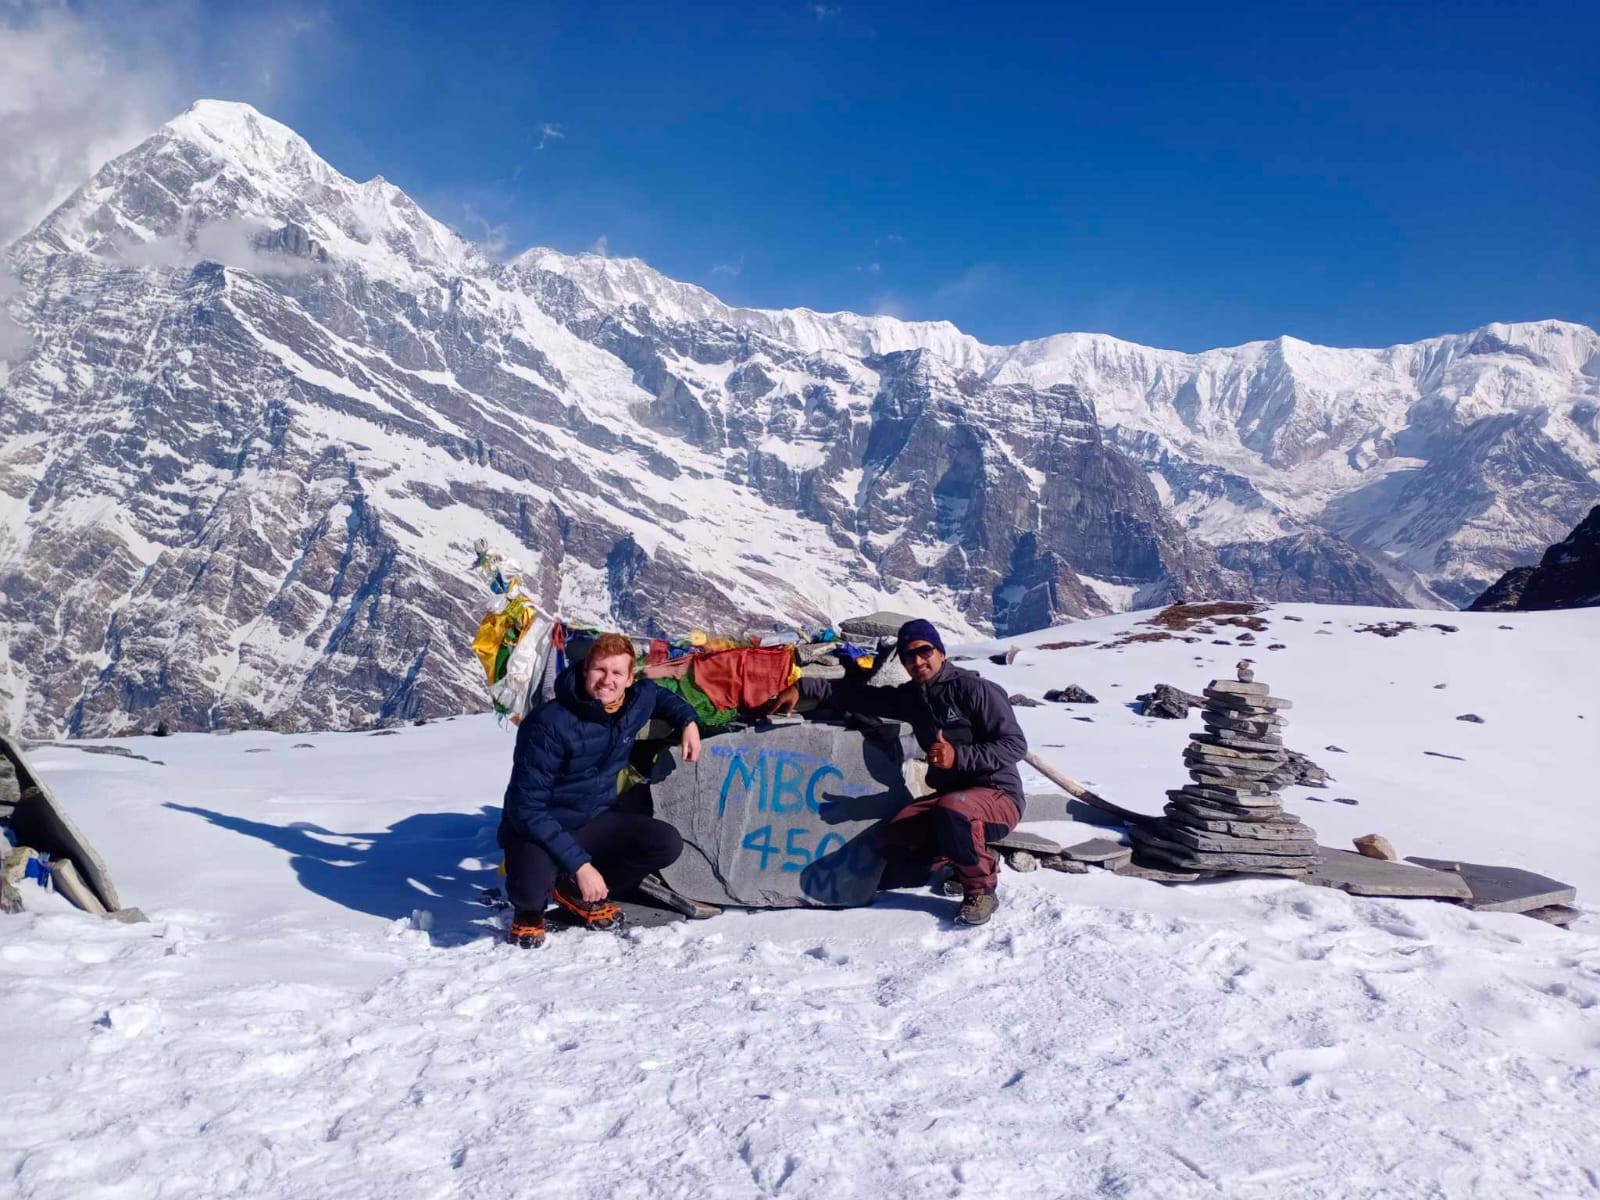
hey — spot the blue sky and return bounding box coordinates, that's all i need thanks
[21,0,1600,351]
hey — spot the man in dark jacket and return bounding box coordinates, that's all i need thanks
[771,619,1027,926]
[499,633,701,947]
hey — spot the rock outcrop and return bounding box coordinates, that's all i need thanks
[1469,505,1600,611]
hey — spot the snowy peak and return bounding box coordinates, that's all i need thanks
[165,99,324,180]
[18,99,480,279]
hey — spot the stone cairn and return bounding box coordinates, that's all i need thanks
[1130,664,1320,876]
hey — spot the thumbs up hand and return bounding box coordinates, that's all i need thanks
[928,729,956,770]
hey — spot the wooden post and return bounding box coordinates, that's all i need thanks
[1023,751,1158,827]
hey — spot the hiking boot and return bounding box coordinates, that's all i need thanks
[929,865,964,897]
[955,889,999,927]
[552,882,626,931]
[506,909,547,949]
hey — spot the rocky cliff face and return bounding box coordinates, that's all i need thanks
[2,101,1596,737]
[1469,505,1600,611]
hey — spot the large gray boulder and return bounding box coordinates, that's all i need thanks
[837,611,916,640]
[652,719,918,908]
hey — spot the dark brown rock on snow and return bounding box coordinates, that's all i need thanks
[1137,684,1203,719]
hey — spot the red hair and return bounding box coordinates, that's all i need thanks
[587,633,638,671]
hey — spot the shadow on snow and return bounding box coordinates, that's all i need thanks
[165,802,504,947]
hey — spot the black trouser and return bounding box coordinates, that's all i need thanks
[503,810,684,914]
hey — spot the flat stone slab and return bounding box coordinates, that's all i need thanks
[1204,710,1285,730]
[1188,765,1282,786]
[1112,857,1201,882]
[1167,797,1299,823]
[1185,754,1284,776]
[1163,826,1318,855]
[653,719,904,908]
[1405,857,1577,913]
[1524,905,1582,927]
[1305,849,1474,900]
[1165,807,1313,840]
[1131,827,1316,871]
[1201,727,1285,747]
[1193,731,1286,752]
[1060,837,1134,866]
[1203,690,1294,712]
[3,733,122,912]
[991,828,1064,856]
[838,611,916,640]
[1184,738,1286,761]
[1169,785,1281,808]
[1206,679,1270,696]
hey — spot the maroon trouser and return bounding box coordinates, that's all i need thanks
[877,787,1020,895]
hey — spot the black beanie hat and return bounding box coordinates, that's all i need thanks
[895,618,945,657]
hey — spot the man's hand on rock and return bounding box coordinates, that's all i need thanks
[680,722,702,763]
[768,685,800,715]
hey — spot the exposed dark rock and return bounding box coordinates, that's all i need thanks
[1213,529,1406,606]
[1137,684,1203,719]
[1468,504,1600,611]
[1044,685,1098,704]
[1470,566,1535,611]
[1008,694,1043,708]
[1456,713,1485,723]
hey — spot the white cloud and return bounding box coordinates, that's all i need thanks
[710,257,744,278]
[537,122,565,150]
[812,4,841,18]
[869,291,907,319]
[0,4,179,246]
[930,262,1006,310]
[589,234,611,256]
[117,217,327,278]
[0,1,328,247]
[457,202,509,258]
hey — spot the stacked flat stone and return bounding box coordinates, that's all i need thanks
[1131,666,1319,876]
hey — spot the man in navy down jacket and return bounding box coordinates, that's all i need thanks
[499,633,701,947]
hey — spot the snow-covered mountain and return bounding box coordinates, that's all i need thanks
[2,100,1596,737]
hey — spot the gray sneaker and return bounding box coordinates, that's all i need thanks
[955,890,999,926]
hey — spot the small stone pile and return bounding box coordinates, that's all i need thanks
[1130,666,1320,876]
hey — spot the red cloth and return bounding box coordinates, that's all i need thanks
[642,657,694,681]
[689,645,794,710]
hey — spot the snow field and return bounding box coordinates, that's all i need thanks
[3,604,1598,1198]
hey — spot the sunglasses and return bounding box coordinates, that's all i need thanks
[898,643,938,663]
